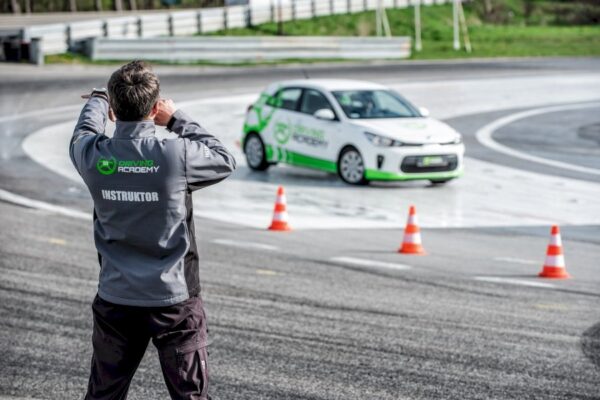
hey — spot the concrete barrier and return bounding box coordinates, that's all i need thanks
[87,36,411,63]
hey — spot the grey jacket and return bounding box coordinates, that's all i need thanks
[70,96,236,306]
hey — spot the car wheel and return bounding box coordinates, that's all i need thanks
[338,147,367,185]
[430,179,453,185]
[244,133,270,171]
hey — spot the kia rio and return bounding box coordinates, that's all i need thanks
[242,79,464,185]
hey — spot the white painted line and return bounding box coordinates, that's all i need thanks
[330,256,412,271]
[0,104,80,123]
[474,276,556,288]
[211,238,279,252]
[0,188,91,221]
[493,257,538,265]
[476,101,600,176]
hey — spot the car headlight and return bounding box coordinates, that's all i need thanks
[441,135,463,145]
[364,132,403,147]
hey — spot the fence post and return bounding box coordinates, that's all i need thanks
[363,0,367,12]
[223,6,228,31]
[291,0,296,20]
[137,17,142,37]
[311,0,316,17]
[102,20,108,37]
[270,0,275,23]
[246,4,253,27]
[66,24,73,50]
[347,0,351,13]
[196,11,202,35]
[329,0,334,14]
[168,14,174,36]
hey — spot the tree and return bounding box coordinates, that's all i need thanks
[68,0,77,12]
[10,0,21,14]
[114,0,124,11]
[129,0,138,10]
[95,0,103,11]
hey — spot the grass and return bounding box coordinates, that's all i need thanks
[213,3,600,60]
[46,2,600,65]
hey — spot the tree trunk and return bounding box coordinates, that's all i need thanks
[10,0,21,14]
[24,0,32,13]
[95,0,103,11]
[69,0,77,12]
[483,0,493,16]
[114,0,124,11]
[129,0,137,11]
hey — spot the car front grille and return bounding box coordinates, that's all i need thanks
[401,154,459,173]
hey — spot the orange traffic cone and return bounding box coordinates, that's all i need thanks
[268,186,291,231]
[398,205,425,255]
[538,225,570,279]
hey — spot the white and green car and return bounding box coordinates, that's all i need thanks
[242,79,464,185]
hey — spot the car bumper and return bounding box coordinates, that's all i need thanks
[364,144,465,181]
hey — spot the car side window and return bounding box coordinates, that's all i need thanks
[267,88,302,111]
[300,89,335,116]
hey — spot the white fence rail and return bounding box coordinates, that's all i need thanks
[87,36,412,63]
[12,0,451,64]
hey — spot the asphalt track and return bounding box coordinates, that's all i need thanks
[1,58,599,399]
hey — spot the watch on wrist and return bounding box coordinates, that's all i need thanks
[91,88,109,100]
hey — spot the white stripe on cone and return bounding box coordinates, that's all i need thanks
[403,233,422,244]
[276,195,287,204]
[407,214,419,225]
[549,234,562,246]
[272,212,289,222]
[544,255,565,267]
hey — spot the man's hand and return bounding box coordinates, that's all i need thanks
[154,99,177,127]
[81,93,116,122]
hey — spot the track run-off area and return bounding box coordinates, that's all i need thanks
[0,59,599,399]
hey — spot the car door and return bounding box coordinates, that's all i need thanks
[292,88,341,172]
[261,87,303,164]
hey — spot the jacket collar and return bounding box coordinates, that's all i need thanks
[114,120,156,139]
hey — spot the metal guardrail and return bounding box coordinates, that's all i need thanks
[87,36,412,63]
[4,0,447,64]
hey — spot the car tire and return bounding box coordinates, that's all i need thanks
[244,133,270,171]
[430,179,453,185]
[338,146,368,185]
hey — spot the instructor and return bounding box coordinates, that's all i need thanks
[70,61,236,400]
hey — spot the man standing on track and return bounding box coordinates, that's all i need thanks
[70,60,236,400]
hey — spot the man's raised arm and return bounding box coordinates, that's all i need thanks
[159,100,237,191]
[70,91,110,170]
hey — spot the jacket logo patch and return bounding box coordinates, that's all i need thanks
[96,157,160,175]
[96,157,117,175]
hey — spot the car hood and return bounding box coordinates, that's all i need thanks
[350,118,459,144]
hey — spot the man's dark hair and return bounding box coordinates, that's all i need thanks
[108,61,160,121]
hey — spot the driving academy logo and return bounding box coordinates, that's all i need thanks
[96,157,117,175]
[274,121,292,145]
[96,157,160,175]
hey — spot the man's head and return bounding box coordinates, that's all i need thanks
[108,61,160,121]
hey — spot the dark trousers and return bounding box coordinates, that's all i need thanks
[85,294,210,400]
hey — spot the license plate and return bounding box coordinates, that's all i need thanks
[418,156,447,167]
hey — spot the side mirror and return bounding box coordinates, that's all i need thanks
[314,108,336,121]
[418,107,430,117]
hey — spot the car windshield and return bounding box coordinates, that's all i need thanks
[332,90,421,119]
